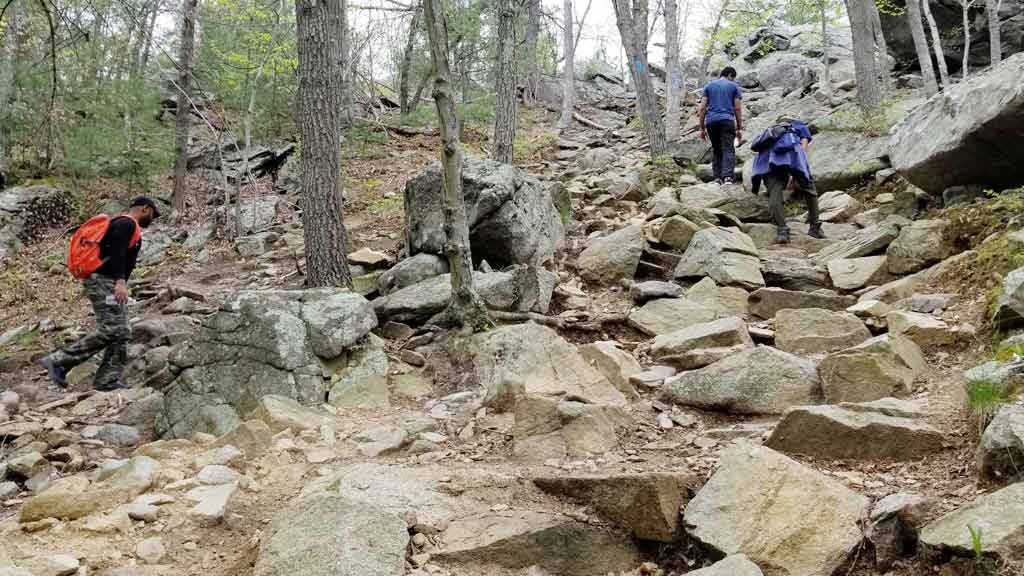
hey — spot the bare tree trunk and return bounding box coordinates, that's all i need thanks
[846,0,882,119]
[907,0,939,95]
[492,0,517,163]
[819,0,832,94]
[613,0,668,158]
[987,0,1002,65]
[399,1,422,116]
[961,0,972,77]
[698,0,730,84]
[923,0,951,86]
[295,0,353,288]
[665,0,681,140]
[171,0,198,216]
[523,0,541,105]
[558,0,575,130]
[139,0,160,72]
[0,3,17,180]
[422,0,490,331]
[410,72,431,112]
[870,1,891,92]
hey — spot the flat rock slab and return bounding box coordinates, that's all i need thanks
[435,510,640,576]
[811,222,900,265]
[819,334,925,404]
[661,345,822,415]
[688,555,764,576]
[775,308,871,355]
[886,310,958,347]
[651,316,753,370]
[628,297,721,337]
[629,280,683,303]
[577,224,644,284]
[748,287,856,319]
[532,472,698,542]
[675,227,765,290]
[920,482,1024,562]
[827,255,891,291]
[766,403,945,460]
[684,443,868,576]
[249,395,325,433]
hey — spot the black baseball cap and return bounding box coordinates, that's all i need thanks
[129,196,161,218]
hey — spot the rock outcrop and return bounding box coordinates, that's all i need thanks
[818,334,925,403]
[976,404,1024,486]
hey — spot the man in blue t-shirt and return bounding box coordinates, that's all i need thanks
[698,66,743,184]
[750,117,825,244]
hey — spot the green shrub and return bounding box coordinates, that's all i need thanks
[966,378,1014,434]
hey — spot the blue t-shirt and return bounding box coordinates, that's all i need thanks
[751,121,814,182]
[702,78,743,125]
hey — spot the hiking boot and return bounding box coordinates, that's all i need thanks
[808,223,826,239]
[96,382,131,392]
[776,228,791,244]
[38,356,68,388]
[722,177,735,185]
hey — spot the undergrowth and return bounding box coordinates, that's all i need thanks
[965,377,1015,435]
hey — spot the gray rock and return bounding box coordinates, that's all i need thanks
[628,366,677,390]
[891,52,1024,194]
[136,537,167,564]
[327,338,390,410]
[775,308,871,355]
[748,287,856,319]
[298,291,378,359]
[811,222,901,265]
[628,297,721,337]
[867,493,933,571]
[234,196,280,234]
[532,472,697,542]
[405,157,564,268]
[14,555,79,576]
[684,443,868,576]
[215,420,273,458]
[661,346,822,414]
[757,53,819,94]
[138,228,174,266]
[860,250,977,304]
[0,185,70,260]
[577,224,644,284]
[7,451,47,478]
[578,342,641,398]
[651,317,753,370]
[657,215,700,250]
[513,396,627,462]
[886,310,957,347]
[464,323,627,405]
[806,131,890,191]
[997,266,1024,328]
[675,227,764,290]
[353,425,410,458]
[255,493,408,576]
[687,555,764,576]
[377,253,449,295]
[814,191,863,223]
[0,481,19,500]
[629,281,683,303]
[185,482,238,525]
[827,256,891,291]
[686,277,750,317]
[766,402,945,459]
[886,220,952,275]
[197,464,241,485]
[676,182,769,222]
[898,293,961,314]
[249,394,325,433]
[126,502,161,522]
[819,334,925,403]
[760,254,832,292]
[97,424,141,447]
[235,231,278,258]
[976,404,1024,486]
[920,482,1024,562]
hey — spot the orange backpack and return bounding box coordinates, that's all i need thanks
[67,214,141,279]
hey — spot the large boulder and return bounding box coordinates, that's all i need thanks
[748,287,856,319]
[806,131,890,191]
[404,157,564,267]
[827,255,891,291]
[814,191,863,223]
[920,483,1024,562]
[891,52,1024,194]
[675,227,765,290]
[994,265,1024,328]
[676,182,769,222]
[683,443,868,576]
[513,395,629,462]
[0,185,72,260]
[628,297,722,337]
[579,341,642,398]
[463,323,627,405]
[886,310,958,347]
[376,253,449,295]
[976,404,1024,486]
[766,402,945,460]
[372,265,555,324]
[761,254,832,291]
[756,53,819,95]
[811,221,901,265]
[651,317,753,370]
[661,345,822,414]
[818,334,925,403]
[156,289,377,438]
[576,224,644,284]
[254,493,408,576]
[775,308,872,355]
[886,220,953,275]
[532,472,697,542]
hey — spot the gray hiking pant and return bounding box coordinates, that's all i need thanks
[46,274,129,389]
[764,169,820,232]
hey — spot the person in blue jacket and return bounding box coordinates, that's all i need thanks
[750,117,825,244]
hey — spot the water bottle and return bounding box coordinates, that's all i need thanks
[105,295,138,306]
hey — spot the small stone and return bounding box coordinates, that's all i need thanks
[348,247,393,268]
[305,448,335,464]
[126,502,160,522]
[137,537,167,564]
[7,451,46,478]
[412,533,429,547]
[657,413,674,430]
[693,436,718,449]
[194,445,244,469]
[97,424,141,447]
[399,350,427,367]
[185,482,238,525]
[410,553,431,567]
[197,465,241,485]
[0,481,19,499]
[81,425,100,439]
[183,541,198,551]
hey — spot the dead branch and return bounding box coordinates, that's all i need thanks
[572,112,609,130]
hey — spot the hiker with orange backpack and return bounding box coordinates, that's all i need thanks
[39,197,160,391]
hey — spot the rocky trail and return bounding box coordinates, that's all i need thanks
[3,25,1024,576]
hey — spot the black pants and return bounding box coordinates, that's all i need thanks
[764,169,820,232]
[706,120,737,182]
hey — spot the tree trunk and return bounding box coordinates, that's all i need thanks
[962,0,971,77]
[870,0,892,92]
[906,0,939,95]
[613,0,668,158]
[558,0,575,130]
[171,0,198,216]
[923,0,951,86]
[0,2,16,180]
[665,0,681,140]
[492,0,517,163]
[139,0,160,73]
[698,0,730,84]
[410,72,431,112]
[817,0,832,94]
[846,0,882,119]
[399,1,422,116]
[523,0,541,105]
[422,0,490,331]
[338,0,354,124]
[295,0,353,288]
[987,0,1001,66]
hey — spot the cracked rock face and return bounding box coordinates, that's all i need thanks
[156,289,377,439]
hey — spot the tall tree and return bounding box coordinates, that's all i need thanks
[870,1,891,92]
[664,0,681,140]
[171,0,198,216]
[922,0,951,86]
[0,3,17,181]
[295,0,353,287]
[698,0,730,84]
[818,0,832,94]
[523,0,541,105]
[906,0,939,95]
[423,0,490,330]
[492,0,517,163]
[987,0,1002,65]
[613,0,668,157]
[960,0,975,77]
[558,0,575,130]
[399,1,422,116]
[846,0,881,118]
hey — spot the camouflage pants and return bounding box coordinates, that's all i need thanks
[46,274,129,390]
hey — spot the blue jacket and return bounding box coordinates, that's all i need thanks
[750,122,813,194]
